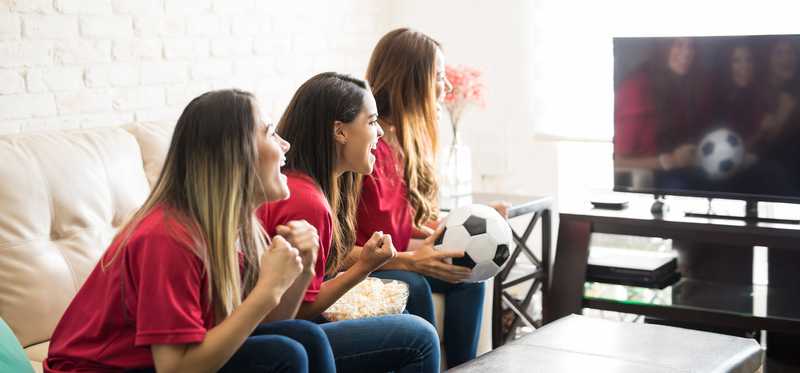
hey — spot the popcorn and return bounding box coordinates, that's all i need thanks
[322,277,409,321]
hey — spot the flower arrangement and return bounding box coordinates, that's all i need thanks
[443,64,486,138]
[438,64,486,209]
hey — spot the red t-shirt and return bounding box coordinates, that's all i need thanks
[45,206,214,372]
[615,69,660,157]
[257,172,331,303]
[615,69,711,157]
[356,138,413,252]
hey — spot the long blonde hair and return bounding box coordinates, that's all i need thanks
[366,28,441,227]
[106,89,267,321]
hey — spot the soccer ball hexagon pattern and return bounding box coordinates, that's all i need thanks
[697,127,745,181]
[434,204,513,282]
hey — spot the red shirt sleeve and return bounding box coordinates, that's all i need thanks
[257,173,332,303]
[615,70,659,157]
[125,232,209,347]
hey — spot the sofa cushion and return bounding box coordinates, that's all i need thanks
[0,318,34,373]
[124,122,175,188]
[0,128,151,348]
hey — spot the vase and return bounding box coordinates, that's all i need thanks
[438,132,473,210]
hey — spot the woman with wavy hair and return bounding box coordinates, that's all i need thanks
[258,72,440,373]
[354,28,490,367]
[45,90,336,373]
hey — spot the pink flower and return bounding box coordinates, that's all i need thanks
[444,64,486,134]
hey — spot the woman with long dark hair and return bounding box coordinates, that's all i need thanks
[258,72,440,373]
[615,37,711,189]
[45,90,336,373]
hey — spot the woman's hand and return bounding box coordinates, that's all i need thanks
[256,236,303,296]
[407,227,472,283]
[356,231,397,273]
[412,224,436,239]
[489,201,511,218]
[275,220,319,275]
[668,143,697,169]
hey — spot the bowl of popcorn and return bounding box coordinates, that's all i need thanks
[322,277,409,321]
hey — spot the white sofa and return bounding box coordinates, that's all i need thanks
[0,122,491,372]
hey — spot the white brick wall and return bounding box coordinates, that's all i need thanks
[1,0,391,133]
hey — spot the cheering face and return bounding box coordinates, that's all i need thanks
[731,46,754,88]
[667,38,695,76]
[339,92,383,175]
[254,107,291,202]
[434,48,453,103]
[770,40,797,84]
[434,48,453,122]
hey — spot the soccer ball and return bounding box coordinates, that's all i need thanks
[697,127,744,181]
[433,204,513,282]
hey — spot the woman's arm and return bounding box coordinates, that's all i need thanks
[262,272,315,322]
[346,229,471,283]
[296,232,396,320]
[617,143,697,171]
[262,221,320,322]
[151,286,281,373]
[151,236,302,373]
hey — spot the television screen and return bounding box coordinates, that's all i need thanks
[613,35,800,202]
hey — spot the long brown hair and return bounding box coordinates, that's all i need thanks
[277,72,370,275]
[366,28,440,227]
[646,37,707,151]
[105,89,267,321]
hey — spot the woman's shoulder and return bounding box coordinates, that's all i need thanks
[129,207,198,252]
[616,68,656,113]
[619,68,652,92]
[111,206,201,267]
[285,171,323,194]
[268,171,331,217]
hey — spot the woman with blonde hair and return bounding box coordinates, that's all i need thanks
[355,28,489,367]
[45,89,336,373]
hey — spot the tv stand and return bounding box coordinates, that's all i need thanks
[684,199,800,225]
[545,203,800,334]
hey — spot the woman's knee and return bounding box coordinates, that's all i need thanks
[274,319,329,347]
[295,319,329,345]
[239,335,308,372]
[394,314,440,348]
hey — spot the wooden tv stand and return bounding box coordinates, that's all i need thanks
[543,201,800,334]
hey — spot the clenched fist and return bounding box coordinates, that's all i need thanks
[276,220,320,275]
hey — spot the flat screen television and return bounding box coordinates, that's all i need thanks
[613,34,800,204]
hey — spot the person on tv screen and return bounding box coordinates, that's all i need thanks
[712,41,763,143]
[705,39,798,195]
[614,37,711,190]
[756,36,800,178]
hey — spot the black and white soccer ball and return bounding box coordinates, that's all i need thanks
[697,127,744,181]
[434,204,512,282]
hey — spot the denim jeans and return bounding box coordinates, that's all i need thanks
[371,270,485,368]
[127,319,336,373]
[318,313,440,373]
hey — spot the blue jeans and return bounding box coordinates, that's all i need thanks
[318,314,440,373]
[128,319,336,373]
[371,270,485,367]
